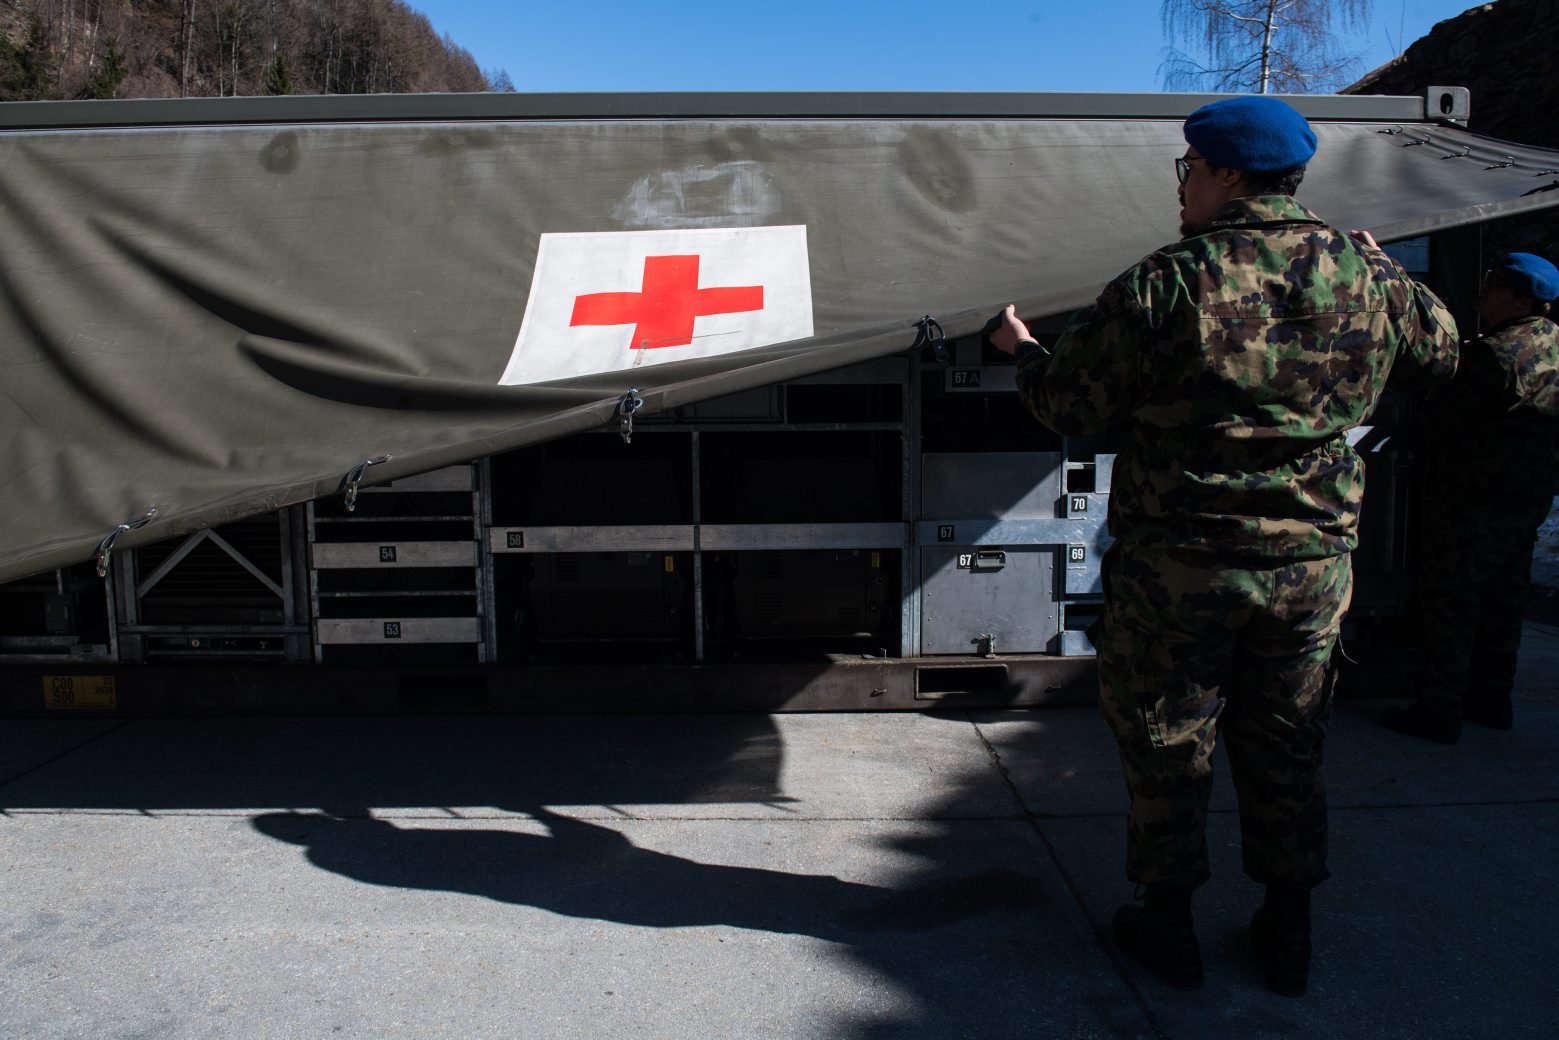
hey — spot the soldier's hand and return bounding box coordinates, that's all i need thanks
[989,304,1034,356]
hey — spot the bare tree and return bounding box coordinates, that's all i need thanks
[179,0,195,95]
[1160,0,1371,94]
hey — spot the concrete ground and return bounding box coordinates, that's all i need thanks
[3,625,1557,1040]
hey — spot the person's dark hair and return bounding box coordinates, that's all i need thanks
[1244,166,1306,196]
[1489,271,1555,317]
[1201,162,1305,197]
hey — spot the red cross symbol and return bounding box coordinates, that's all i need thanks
[569,254,765,349]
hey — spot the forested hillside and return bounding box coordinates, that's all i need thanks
[0,0,504,101]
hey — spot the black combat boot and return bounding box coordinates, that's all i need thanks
[1112,883,1203,990]
[1381,700,1461,744]
[1250,884,1311,997]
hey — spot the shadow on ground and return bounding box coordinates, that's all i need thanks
[0,711,1146,1039]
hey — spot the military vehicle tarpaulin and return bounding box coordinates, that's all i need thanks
[4,91,1559,583]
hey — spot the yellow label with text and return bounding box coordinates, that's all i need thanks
[870,552,881,569]
[43,675,117,710]
[664,555,675,573]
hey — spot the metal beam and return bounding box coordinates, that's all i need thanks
[0,90,1438,132]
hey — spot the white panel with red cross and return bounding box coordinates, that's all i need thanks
[499,225,813,385]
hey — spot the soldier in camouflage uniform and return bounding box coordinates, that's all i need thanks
[990,96,1459,996]
[1384,252,1559,743]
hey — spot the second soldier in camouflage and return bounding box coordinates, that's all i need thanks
[1385,251,1559,743]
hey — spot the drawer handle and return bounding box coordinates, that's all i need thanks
[974,549,1007,570]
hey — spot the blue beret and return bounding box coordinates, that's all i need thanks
[1493,252,1559,301]
[1183,96,1317,173]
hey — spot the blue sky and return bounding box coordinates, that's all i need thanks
[409,1,1479,93]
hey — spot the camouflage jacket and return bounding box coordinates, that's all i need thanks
[1424,314,1559,505]
[1017,195,1459,561]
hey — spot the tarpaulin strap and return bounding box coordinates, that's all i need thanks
[339,455,392,512]
[911,315,949,365]
[95,507,157,578]
[616,388,644,444]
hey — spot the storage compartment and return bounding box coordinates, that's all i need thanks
[309,465,484,665]
[0,563,113,661]
[527,552,689,641]
[116,512,308,662]
[700,431,898,524]
[489,436,691,526]
[920,546,1058,655]
[704,549,894,652]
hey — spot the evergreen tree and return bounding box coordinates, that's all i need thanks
[1,15,58,100]
[264,52,293,96]
[83,35,131,100]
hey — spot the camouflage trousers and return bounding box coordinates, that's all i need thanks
[1414,496,1549,716]
[1095,544,1351,891]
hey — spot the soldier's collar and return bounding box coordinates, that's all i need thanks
[1199,195,1323,232]
[1484,314,1552,335]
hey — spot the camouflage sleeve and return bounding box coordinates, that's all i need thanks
[1379,263,1460,392]
[1501,323,1559,419]
[1015,264,1163,436]
[1525,367,1559,420]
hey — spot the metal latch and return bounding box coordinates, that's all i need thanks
[912,315,949,365]
[616,388,644,444]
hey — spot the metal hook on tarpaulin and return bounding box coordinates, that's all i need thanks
[339,455,391,512]
[1534,168,1559,177]
[1440,145,1470,160]
[1402,132,1432,147]
[911,315,950,366]
[615,388,644,444]
[95,506,158,578]
[1376,125,1404,136]
[1485,156,1517,170]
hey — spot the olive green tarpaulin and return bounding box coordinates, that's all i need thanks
[4,92,1559,583]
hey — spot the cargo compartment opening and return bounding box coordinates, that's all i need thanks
[915,664,1011,699]
[702,548,899,661]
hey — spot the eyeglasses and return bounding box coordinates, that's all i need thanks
[1175,156,1206,185]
